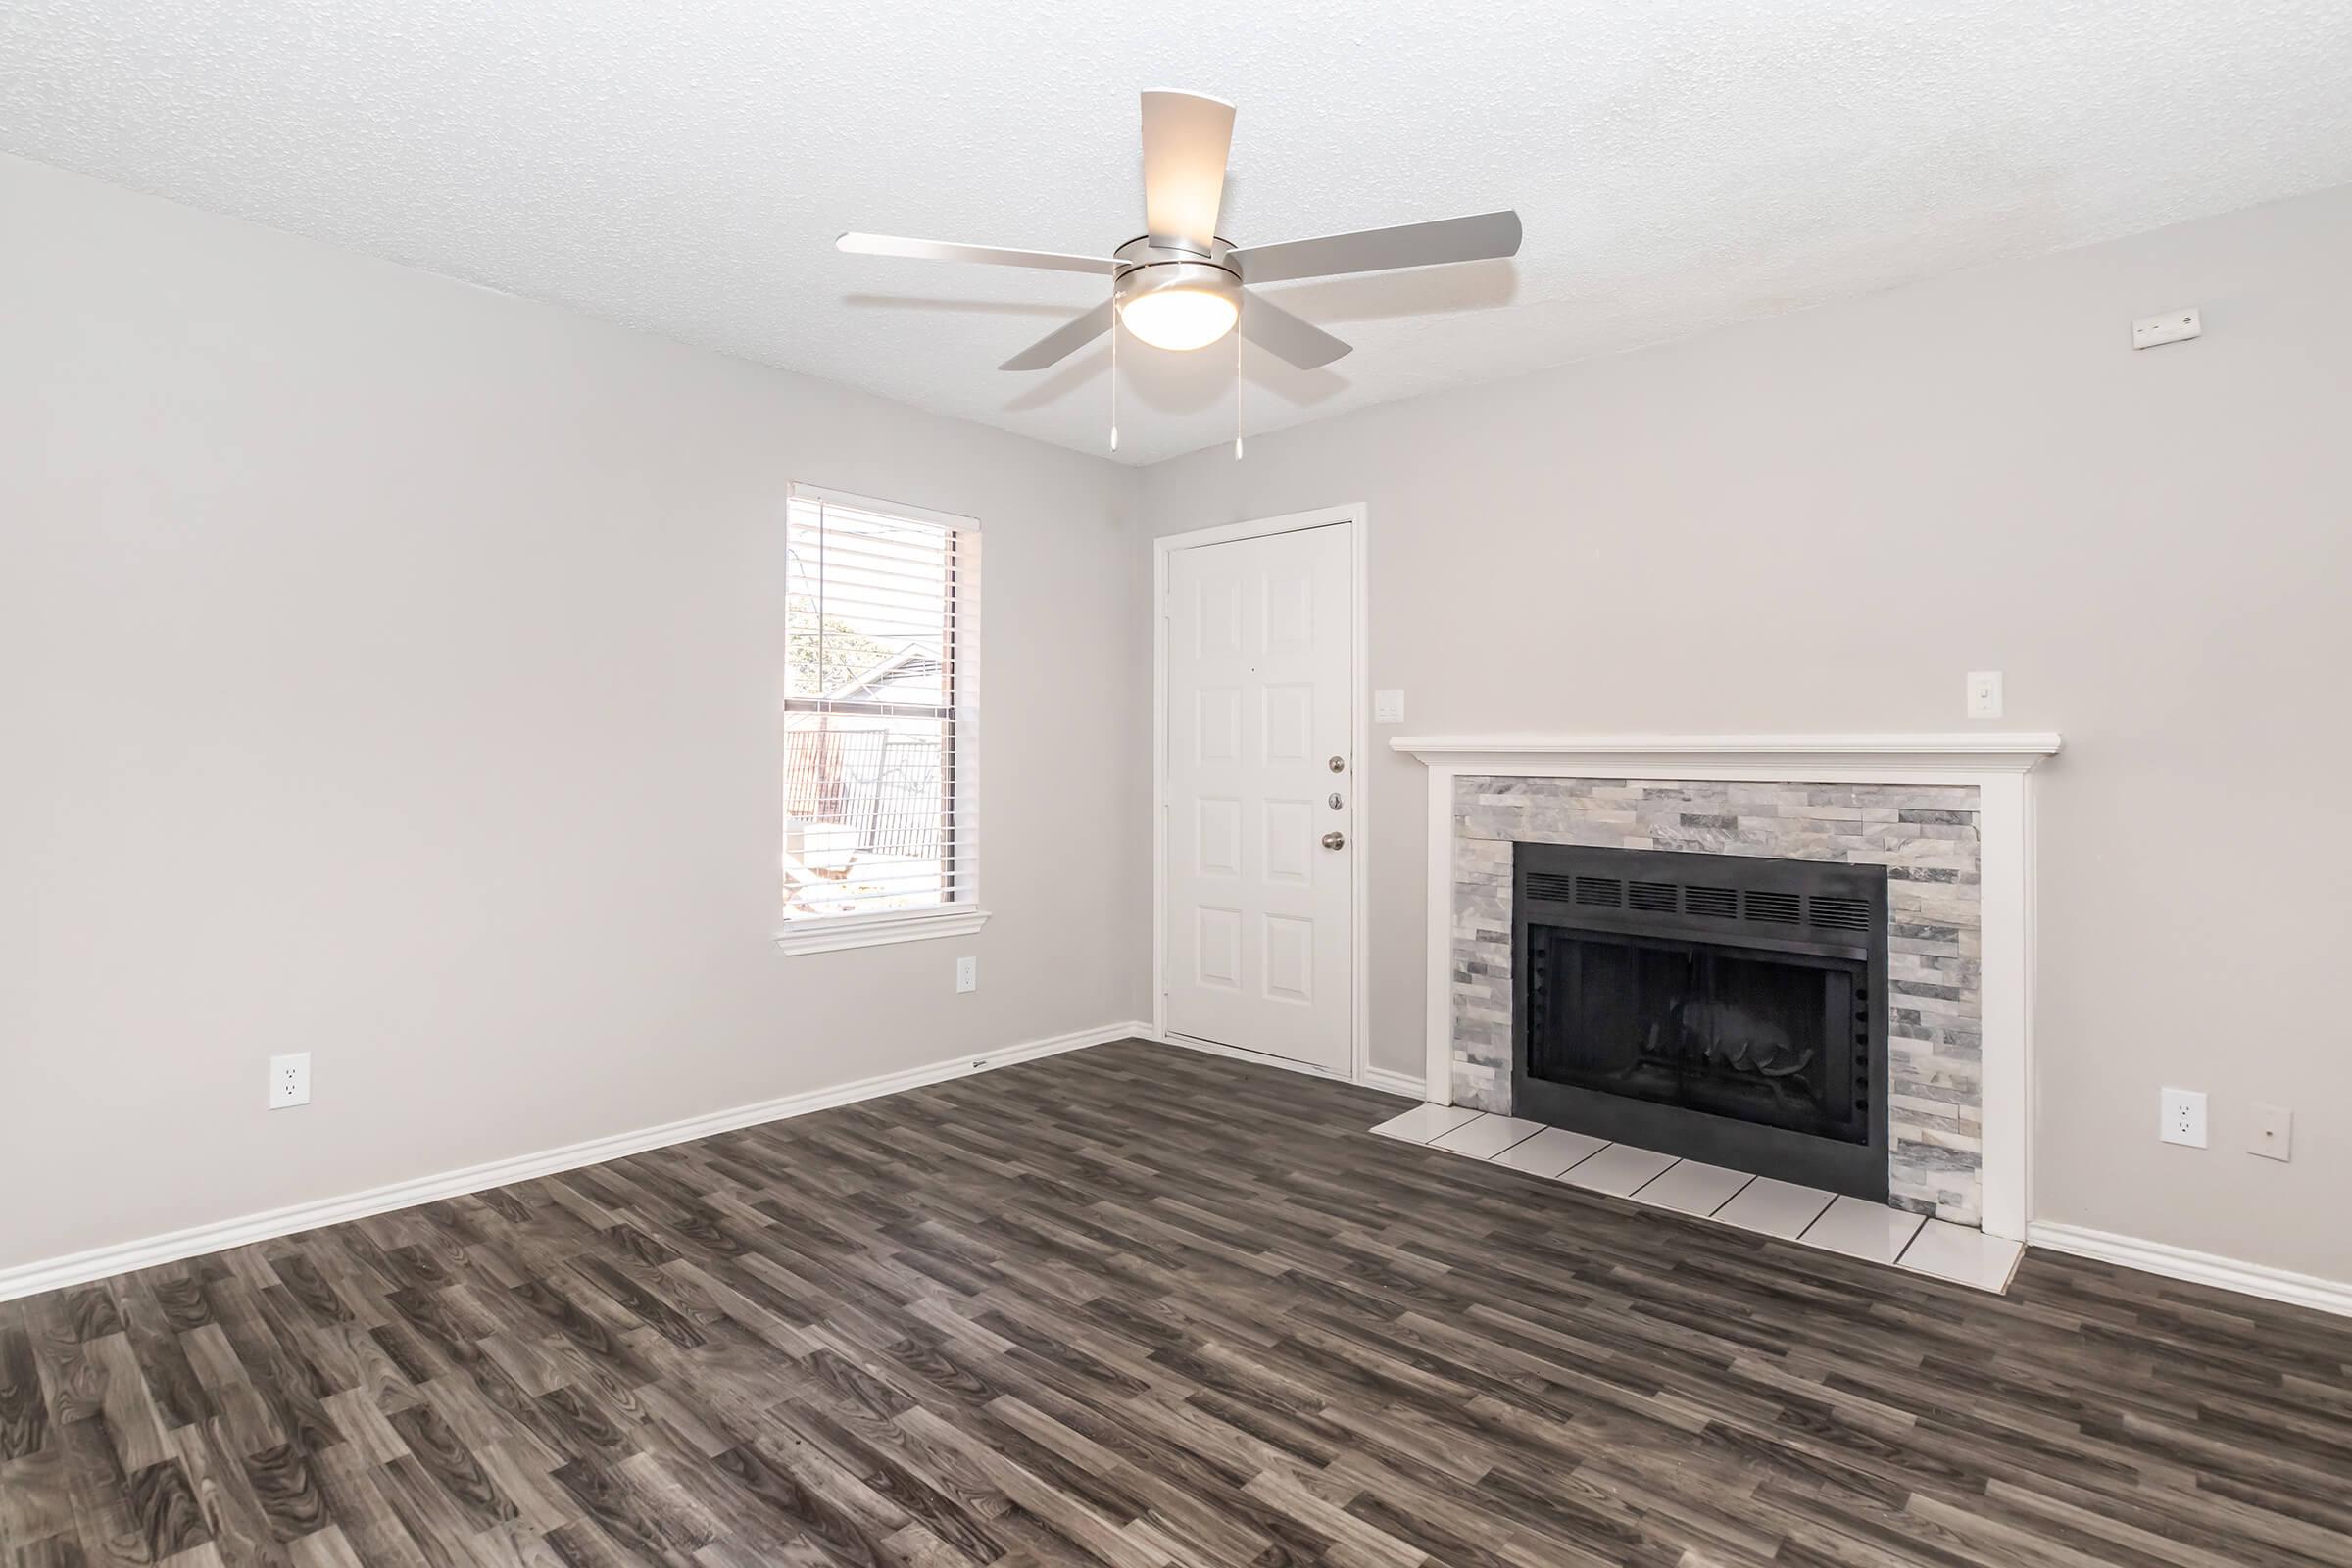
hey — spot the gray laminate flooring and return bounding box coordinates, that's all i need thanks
[3,1040,2348,1565]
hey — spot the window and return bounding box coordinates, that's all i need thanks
[778,485,982,953]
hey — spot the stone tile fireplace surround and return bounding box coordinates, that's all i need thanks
[1460,776,1980,1222]
[1392,735,2061,1242]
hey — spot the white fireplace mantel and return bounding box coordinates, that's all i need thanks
[1390,730,2061,1242]
[1390,732,2063,773]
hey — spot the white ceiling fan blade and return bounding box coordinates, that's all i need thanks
[1140,90,1235,254]
[838,233,1117,275]
[999,301,1114,371]
[1240,290,1352,370]
[1228,210,1522,284]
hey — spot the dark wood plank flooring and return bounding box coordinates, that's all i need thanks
[5,1039,2350,1566]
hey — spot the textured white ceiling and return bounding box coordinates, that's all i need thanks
[7,1,2350,464]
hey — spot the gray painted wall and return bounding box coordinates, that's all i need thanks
[1138,185,2352,1284]
[10,142,2349,1293]
[0,154,1150,1273]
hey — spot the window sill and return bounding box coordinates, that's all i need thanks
[772,906,991,956]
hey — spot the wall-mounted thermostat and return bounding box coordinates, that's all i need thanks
[2132,308,2201,350]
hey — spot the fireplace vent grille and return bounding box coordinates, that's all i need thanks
[1524,868,1882,936]
[1683,885,1739,918]
[1807,895,1873,931]
[1628,880,1678,912]
[1573,875,1622,906]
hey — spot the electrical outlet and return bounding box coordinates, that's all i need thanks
[956,956,977,994]
[1966,671,2004,719]
[2249,1102,2292,1162]
[2159,1086,2206,1148]
[269,1052,312,1109]
[2132,307,2201,350]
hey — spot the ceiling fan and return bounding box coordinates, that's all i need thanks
[837,91,1522,379]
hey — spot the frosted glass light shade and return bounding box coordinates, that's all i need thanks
[1118,287,1239,351]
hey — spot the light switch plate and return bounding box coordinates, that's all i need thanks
[1373,689,1405,724]
[2249,1102,2291,1161]
[1966,671,2004,719]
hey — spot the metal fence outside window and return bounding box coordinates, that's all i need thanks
[783,726,946,860]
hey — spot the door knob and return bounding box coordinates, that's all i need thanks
[1322,831,1346,850]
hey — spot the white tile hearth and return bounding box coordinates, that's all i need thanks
[1369,1103,1483,1144]
[1429,1113,1544,1159]
[1638,1159,1753,1217]
[1559,1143,1680,1197]
[1491,1125,1608,1177]
[1715,1177,1838,1240]
[1804,1196,1930,1265]
[1900,1217,2026,1291]
[1369,1109,2019,1295]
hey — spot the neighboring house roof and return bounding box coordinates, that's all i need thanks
[826,642,942,703]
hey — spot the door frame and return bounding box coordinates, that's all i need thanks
[1153,504,1371,1086]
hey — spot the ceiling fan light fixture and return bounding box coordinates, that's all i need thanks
[1110,240,1242,353]
[1117,285,1239,351]
[839,89,1524,395]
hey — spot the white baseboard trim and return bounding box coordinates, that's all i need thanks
[1359,1066,1427,1100]
[2029,1222,2352,1320]
[0,1021,1149,1305]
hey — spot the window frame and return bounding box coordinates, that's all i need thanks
[774,482,986,956]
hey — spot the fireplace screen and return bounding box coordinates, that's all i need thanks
[1513,844,1889,1199]
[1528,934,1866,1145]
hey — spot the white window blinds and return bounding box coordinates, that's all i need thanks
[782,487,978,922]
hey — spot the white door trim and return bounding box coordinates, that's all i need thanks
[1392,734,2058,1245]
[1153,505,1370,1087]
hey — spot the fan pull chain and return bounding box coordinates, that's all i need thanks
[1234,321,1245,460]
[1108,279,1120,454]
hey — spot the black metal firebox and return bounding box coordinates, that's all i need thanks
[1513,843,1889,1200]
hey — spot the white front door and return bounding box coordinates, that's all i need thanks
[1164,522,1354,1075]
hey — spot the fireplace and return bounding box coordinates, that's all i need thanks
[1513,843,1889,1200]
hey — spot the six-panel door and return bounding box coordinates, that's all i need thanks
[1164,523,1353,1075]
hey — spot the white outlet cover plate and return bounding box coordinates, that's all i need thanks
[1374,689,1405,724]
[2160,1086,2206,1148]
[269,1051,312,1108]
[2132,307,2201,349]
[956,956,977,993]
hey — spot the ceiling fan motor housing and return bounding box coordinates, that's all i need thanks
[1113,235,1242,315]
